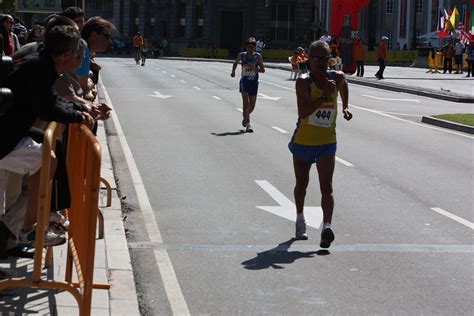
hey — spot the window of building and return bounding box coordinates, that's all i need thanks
[270,3,295,41]
[386,0,394,14]
[195,2,204,38]
[416,0,423,14]
[416,29,422,45]
[87,0,112,10]
[387,30,393,48]
[178,0,186,38]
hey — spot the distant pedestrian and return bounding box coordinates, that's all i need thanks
[354,39,367,77]
[453,40,465,74]
[375,36,388,79]
[442,42,454,74]
[465,41,474,78]
[230,37,265,133]
[256,38,265,53]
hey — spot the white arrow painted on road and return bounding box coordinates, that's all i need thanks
[148,91,173,99]
[258,93,281,101]
[255,180,323,229]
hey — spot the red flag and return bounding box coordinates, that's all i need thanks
[436,29,449,39]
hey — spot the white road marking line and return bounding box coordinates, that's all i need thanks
[336,156,354,167]
[259,79,296,91]
[170,74,176,78]
[378,111,421,117]
[361,94,420,102]
[212,96,221,100]
[272,126,288,134]
[430,207,474,229]
[180,80,187,83]
[162,70,167,74]
[346,103,474,139]
[99,79,190,315]
[193,86,201,90]
[236,108,243,112]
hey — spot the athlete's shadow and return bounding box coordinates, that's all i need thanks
[241,238,328,270]
[211,130,246,136]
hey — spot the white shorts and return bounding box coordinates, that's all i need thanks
[0,137,42,175]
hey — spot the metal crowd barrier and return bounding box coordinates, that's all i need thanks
[0,122,110,316]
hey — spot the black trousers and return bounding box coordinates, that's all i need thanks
[443,57,452,73]
[356,61,364,77]
[375,59,386,78]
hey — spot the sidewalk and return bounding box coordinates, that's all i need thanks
[0,121,140,315]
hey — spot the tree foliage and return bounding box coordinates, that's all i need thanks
[0,0,16,14]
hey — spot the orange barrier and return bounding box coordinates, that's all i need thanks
[65,123,110,314]
[0,122,109,316]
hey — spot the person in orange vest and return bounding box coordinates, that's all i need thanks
[354,39,367,77]
[375,36,388,79]
[132,32,144,65]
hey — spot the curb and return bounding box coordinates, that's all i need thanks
[345,77,474,103]
[421,116,474,134]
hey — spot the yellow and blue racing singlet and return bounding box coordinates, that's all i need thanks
[291,72,338,146]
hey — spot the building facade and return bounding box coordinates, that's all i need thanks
[84,0,469,53]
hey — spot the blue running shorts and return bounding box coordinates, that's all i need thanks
[239,78,259,96]
[288,142,337,164]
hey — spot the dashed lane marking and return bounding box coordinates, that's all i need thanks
[361,94,420,102]
[193,86,201,90]
[212,96,221,100]
[180,80,187,83]
[336,157,354,167]
[430,207,474,229]
[271,126,288,134]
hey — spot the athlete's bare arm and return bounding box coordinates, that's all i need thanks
[295,77,322,118]
[257,55,265,73]
[230,54,241,77]
[334,72,352,120]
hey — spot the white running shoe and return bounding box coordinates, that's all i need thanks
[49,211,69,233]
[295,220,308,240]
[246,122,253,133]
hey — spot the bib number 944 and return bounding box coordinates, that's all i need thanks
[307,102,336,128]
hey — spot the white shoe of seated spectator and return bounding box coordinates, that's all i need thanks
[49,211,70,233]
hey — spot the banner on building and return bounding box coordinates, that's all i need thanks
[16,0,62,13]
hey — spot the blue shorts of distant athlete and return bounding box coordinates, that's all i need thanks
[288,142,337,164]
[239,78,259,96]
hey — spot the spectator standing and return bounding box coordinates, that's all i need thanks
[442,42,454,74]
[27,24,43,43]
[453,40,465,74]
[465,41,474,78]
[354,39,367,77]
[76,17,115,98]
[1,15,16,56]
[0,25,95,246]
[256,38,265,53]
[375,36,388,79]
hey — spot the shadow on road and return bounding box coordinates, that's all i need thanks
[211,130,246,136]
[241,238,329,270]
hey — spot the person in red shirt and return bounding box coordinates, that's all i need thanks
[375,36,388,79]
[1,15,15,56]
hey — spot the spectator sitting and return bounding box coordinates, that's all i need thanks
[291,47,309,72]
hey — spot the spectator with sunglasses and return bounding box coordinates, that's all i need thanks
[77,16,115,100]
[230,37,265,133]
[288,40,352,248]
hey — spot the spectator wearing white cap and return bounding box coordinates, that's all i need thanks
[375,36,388,79]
